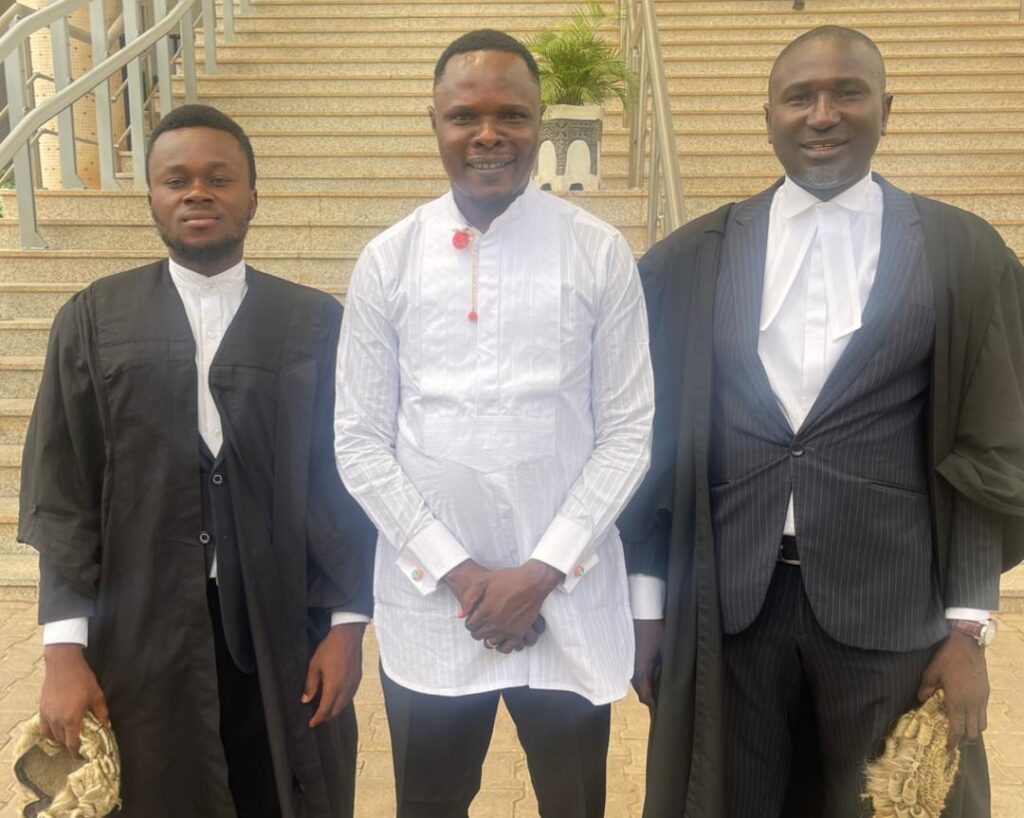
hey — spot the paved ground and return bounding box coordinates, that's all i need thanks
[0,603,1022,817]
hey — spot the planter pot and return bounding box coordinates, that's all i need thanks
[535,103,603,192]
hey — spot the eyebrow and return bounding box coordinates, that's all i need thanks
[158,160,233,173]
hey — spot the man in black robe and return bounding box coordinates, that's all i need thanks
[17,104,375,818]
[621,26,1024,818]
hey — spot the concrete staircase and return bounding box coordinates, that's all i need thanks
[1,0,1023,607]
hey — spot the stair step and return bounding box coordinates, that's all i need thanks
[206,9,1020,33]
[0,444,20,497]
[0,358,43,400]
[0,320,50,357]
[0,399,31,446]
[0,190,647,224]
[0,250,361,284]
[0,554,37,602]
[192,90,1024,115]
[205,21,1024,45]
[173,71,1024,96]
[233,0,1019,15]
[211,109,1024,135]
[193,52,1024,77]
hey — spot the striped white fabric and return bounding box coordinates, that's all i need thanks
[334,184,654,704]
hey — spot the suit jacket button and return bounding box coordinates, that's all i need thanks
[789,443,804,457]
[198,531,211,545]
[211,473,224,485]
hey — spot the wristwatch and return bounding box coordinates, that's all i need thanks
[948,618,998,648]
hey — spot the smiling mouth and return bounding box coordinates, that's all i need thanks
[801,141,847,152]
[467,158,515,171]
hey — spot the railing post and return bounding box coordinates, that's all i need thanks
[201,0,218,72]
[222,0,235,42]
[4,36,45,247]
[628,43,648,188]
[152,0,174,117]
[50,14,86,189]
[122,0,148,188]
[647,131,660,244]
[641,0,684,232]
[90,0,119,189]
[180,0,198,103]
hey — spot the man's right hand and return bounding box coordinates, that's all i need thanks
[443,558,491,620]
[40,644,109,756]
[632,618,664,710]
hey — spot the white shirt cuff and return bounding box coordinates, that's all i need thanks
[330,611,370,627]
[399,519,471,596]
[530,514,596,593]
[628,574,666,620]
[43,617,89,647]
[945,607,991,623]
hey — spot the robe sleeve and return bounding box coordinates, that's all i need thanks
[617,237,687,583]
[936,245,1024,572]
[18,291,107,606]
[305,299,375,617]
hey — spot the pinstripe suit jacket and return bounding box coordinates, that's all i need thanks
[709,181,948,652]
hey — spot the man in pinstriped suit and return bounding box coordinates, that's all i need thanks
[623,26,1024,818]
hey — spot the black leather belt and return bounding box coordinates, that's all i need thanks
[778,535,800,565]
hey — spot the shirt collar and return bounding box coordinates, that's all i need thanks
[168,258,247,291]
[779,171,876,220]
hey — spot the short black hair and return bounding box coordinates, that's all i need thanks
[145,104,256,188]
[434,29,540,86]
[769,25,887,96]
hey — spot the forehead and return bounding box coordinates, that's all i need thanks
[433,50,540,107]
[148,126,247,168]
[770,37,883,93]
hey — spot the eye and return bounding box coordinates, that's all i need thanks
[502,111,526,120]
[450,112,474,124]
[210,177,232,186]
[164,178,186,188]
[836,89,865,100]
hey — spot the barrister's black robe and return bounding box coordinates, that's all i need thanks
[619,180,1024,818]
[18,261,375,818]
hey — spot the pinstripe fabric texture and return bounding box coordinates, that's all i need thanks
[721,564,939,818]
[710,183,948,652]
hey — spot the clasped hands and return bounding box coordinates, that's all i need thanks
[443,558,563,654]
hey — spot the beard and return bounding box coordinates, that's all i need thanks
[155,217,250,267]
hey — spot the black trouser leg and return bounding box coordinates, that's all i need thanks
[723,564,941,818]
[208,582,281,818]
[381,669,500,818]
[503,686,611,818]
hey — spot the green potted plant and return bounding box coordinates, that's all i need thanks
[526,2,638,191]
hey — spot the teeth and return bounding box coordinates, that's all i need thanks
[470,160,511,169]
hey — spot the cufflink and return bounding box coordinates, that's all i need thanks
[574,565,585,578]
[411,568,424,582]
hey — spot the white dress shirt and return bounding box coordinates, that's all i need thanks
[334,184,654,703]
[759,173,986,623]
[43,258,365,646]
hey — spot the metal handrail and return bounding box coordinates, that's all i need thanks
[0,0,234,247]
[619,0,685,244]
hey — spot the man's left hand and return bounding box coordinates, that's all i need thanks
[917,630,990,749]
[465,560,562,646]
[303,622,366,728]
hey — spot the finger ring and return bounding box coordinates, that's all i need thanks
[484,638,497,649]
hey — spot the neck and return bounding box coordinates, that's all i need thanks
[453,186,526,233]
[170,251,244,278]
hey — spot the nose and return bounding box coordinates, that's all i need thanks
[183,180,213,202]
[473,117,502,148]
[807,92,840,129]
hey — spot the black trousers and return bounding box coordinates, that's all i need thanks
[381,670,611,818]
[209,582,282,818]
[721,562,990,818]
